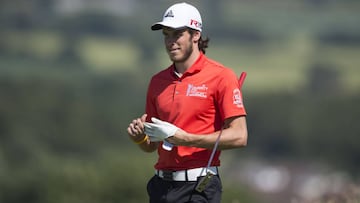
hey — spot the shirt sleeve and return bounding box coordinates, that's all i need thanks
[145,77,159,122]
[216,69,247,120]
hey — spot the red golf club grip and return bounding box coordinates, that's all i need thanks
[238,72,247,88]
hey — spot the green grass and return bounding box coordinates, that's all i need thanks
[1,30,64,60]
[2,30,360,94]
[77,36,140,71]
[206,33,360,93]
[2,30,359,94]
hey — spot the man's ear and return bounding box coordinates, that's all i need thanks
[192,31,201,42]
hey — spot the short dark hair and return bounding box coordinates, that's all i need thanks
[188,29,210,54]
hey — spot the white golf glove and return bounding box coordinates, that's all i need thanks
[144,118,178,150]
[144,117,179,140]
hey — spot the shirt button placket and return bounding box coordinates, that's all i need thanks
[173,81,181,100]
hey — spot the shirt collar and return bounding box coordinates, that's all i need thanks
[171,52,205,78]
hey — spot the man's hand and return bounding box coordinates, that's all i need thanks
[127,114,147,142]
[126,114,159,153]
[144,117,179,151]
[144,117,179,142]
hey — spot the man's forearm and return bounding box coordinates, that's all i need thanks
[183,128,247,150]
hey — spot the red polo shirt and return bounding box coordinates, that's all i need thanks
[146,53,246,170]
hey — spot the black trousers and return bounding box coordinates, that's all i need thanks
[147,175,222,203]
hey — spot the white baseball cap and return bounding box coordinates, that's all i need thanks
[151,2,202,32]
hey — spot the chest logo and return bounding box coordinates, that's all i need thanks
[186,84,208,98]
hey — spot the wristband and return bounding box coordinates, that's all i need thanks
[134,135,148,145]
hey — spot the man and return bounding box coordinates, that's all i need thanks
[127,2,248,203]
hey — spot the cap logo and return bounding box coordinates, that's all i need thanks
[190,19,202,29]
[164,10,174,18]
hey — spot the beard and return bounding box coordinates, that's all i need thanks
[168,40,194,63]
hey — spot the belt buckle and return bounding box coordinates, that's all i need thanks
[162,170,173,181]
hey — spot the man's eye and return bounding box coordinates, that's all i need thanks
[175,31,183,36]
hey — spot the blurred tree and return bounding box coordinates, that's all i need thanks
[0,0,57,29]
[306,63,342,96]
[318,30,360,46]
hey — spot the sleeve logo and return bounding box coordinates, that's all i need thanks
[233,88,243,108]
